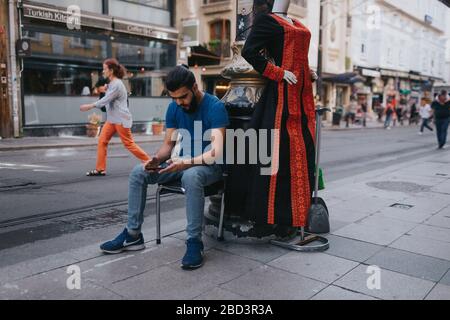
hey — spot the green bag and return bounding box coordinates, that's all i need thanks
[318,168,325,191]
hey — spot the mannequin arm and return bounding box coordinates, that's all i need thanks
[242,14,285,82]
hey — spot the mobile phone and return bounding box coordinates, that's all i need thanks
[145,163,163,171]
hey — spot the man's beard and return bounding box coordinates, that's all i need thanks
[181,89,199,114]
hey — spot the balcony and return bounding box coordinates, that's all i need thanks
[201,0,233,15]
[208,39,231,58]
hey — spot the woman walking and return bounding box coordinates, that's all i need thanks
[80,58,150,176]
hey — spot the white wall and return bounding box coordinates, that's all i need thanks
[322,0,348,74]
[381,0,446,32]
[302,0,320,69]
[351,0,447,79]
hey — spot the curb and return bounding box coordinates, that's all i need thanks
[0,137,165,152]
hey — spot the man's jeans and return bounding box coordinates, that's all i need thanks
[435,118,450,148]
[127,163,223,240]
[420,118,433,133]
[384,114,392,128]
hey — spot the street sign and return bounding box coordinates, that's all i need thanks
[16,39,31,58]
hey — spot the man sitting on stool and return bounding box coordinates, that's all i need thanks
[99,65,229,270]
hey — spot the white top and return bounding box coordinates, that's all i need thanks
[94,79,132,128]
[419,104,432,119]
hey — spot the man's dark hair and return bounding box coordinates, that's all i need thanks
[439,90,448,97]
[165,65,196,92]
[95,76,108,88]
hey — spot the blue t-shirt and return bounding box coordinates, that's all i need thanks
[165,93,229,159]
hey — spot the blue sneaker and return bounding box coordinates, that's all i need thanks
[100,228,145,254]
[181,238,204,270]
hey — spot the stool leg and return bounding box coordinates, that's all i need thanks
[156,186,162,244]
[217,190,225,241]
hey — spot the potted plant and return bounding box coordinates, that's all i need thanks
[86,112,102,137]
[208,39,222,56]
[151,118,164,135]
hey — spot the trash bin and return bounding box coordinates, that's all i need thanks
[332,112,342,126]
[332,106,344,126]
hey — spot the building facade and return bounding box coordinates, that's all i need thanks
[1,0,178,137]
[320,0,353,121]
[350,0,449,113]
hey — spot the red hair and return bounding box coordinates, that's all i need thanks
[103,58,126,79]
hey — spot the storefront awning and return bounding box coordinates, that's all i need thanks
[322,72,365,84]
[113,18,178,42]
[21,0,113,30]
[21,1,179,41]
[188,46,221,67]
[380,69,410,78]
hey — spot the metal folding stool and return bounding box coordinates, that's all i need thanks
[155,177,226,244]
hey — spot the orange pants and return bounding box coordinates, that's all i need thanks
[96,122,150,171]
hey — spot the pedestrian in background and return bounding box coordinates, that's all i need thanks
[345,96,357,128]
[409,98,419,125]
[397,96,407,126]
[361,101,368,127]
[418,97,433,135]
[374,100,383,123]
[431,90,450,149]
[384,98,395,130]
[80,58,150,176]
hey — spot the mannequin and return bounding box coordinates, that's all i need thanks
[272,0,293,24]
[241,0,317,228]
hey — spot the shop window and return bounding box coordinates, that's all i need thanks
[121,0,169,9]
[23,29,107,63]
[112,39,176,97]
[23,61,101,96]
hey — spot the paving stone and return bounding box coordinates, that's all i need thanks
[407,224,450,243]
[424,209,450,229]
[221,265,327,300]
[108,249,261,299]
[77,237,187,286]
[267,252,359,284]
[334,265,435,300]
[311,285,378,300]
[439,270,450,286]
[332,215,417,246]
[214,240,288,263]
[324,235,383,262]
[194,287,247,300]
[366,247,450,282]
[390,234,450,261]
[425,284,450,300]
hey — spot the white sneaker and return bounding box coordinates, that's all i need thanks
[418,132,423,135]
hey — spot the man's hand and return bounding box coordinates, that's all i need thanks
[158,159,190,174]
[144,156,161,172]
[80,104,95,112]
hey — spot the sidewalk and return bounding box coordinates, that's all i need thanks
[323,118,385,130]
[0,149,449,300]
[0,133,165,152]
